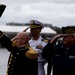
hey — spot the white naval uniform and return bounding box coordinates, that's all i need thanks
[29,36,48,75]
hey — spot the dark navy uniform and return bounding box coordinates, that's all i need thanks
[42,42,75,75]
[0,31,38,75]
[42,26,75,75]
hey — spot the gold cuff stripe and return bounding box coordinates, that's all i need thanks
[0,33,4,38]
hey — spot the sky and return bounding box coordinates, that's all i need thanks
[0,0,75,28]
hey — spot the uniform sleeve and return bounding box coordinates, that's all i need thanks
[0,30,18,52]
[42,42,53,75]
[42,42,53,60]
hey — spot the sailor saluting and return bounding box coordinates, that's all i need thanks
[42,26,75,75]
[0,31,38,75]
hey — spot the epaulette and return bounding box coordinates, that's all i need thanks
[12,41,16,47]
[25,47,38,59]
[41,39,48,43]
[24,44,29,49]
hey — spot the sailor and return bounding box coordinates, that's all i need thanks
[28,20,48,75]
[0,31,38,75]
[42,26,75,75]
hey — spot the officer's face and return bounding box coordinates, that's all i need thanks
[30,28,41,36]
[63,34,74,46]
[15,37,23,47]
[15,33,26,47]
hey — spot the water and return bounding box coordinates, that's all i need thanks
[0,48,48,75]
[0,48,10,75]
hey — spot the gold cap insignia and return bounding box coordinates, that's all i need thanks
[62,26,75,34]
[29,20,44,29]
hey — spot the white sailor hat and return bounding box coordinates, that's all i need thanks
[29,20,44,29]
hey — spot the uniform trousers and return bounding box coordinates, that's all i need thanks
[38,62,45,75]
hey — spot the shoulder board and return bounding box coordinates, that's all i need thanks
[41,39,48,43]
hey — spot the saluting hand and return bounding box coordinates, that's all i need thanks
[50,34,63,44]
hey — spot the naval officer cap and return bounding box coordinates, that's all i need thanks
[29,20,44,29]
[62,26,75,34]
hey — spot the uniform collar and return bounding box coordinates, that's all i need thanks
[29,36,42,43]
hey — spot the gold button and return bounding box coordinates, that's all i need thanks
[11,54,13,57]
[17,53,19,55]
[12,65,14,67]
[11,68,13,70]
[10,58,12,61]
[9,62,11,65]
[11,72,12,74]
[14,57,16,59]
